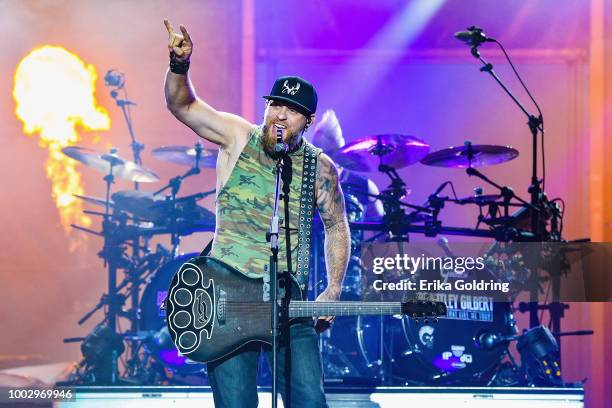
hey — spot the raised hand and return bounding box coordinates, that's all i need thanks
[164,19,193,62]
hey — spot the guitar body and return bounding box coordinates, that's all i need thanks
[166,256,447,364]
[166,256,271,364]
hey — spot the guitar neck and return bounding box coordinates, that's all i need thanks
[288,301,403,318]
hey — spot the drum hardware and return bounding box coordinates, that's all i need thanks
[377,170,433,242]
[152,144,218,168]
[352,218,534,242]
[458,32,554,328]
[58,74,220,386]
[81,150,131,384]
[332,134,432,242]
[421,142,537,234]
[481,243,533,299]
[454,187,501,205]
[465,167,537,227]
[319,329,362,381]
[333,134,430,172]
[420,143,519,168]
[104,69,146,190]
[61,73,215,384]
[62,143,159,380]
[74,194,114,208]
[62,146,159,184]
[60,325,127,385]
[486,326,594,387]
[152,142,208,256]
[98,70,151,379]
[111,190,163,221]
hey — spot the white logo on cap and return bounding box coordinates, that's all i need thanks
[282,80,301,96]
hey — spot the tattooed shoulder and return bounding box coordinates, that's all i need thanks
[315,153,346,228]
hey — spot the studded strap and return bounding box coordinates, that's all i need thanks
[294,143,318,292]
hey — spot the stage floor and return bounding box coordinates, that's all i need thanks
[50,385,584,407]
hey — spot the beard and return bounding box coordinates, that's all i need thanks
[262,122,304,155]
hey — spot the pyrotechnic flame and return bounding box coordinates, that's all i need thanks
[13,46,110,247]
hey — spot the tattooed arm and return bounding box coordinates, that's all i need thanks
[314,153,351,329]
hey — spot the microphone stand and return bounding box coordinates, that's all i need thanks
[468,40,545,328]
[468,44,544,238]
[104,70,145,190]
[266,129,289,408]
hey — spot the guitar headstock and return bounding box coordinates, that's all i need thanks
[401,301,447,322]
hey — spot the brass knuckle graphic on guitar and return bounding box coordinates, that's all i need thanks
[167,262,215,355]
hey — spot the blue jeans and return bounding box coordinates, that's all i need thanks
[207,322,327,408]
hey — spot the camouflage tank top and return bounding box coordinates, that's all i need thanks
[210,126,321,279]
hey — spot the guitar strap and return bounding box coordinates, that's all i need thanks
[199,239,213,257]
[294,142,318,294]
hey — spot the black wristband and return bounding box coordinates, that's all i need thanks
[169,53,190,75]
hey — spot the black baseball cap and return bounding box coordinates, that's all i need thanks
[263,76,317,116]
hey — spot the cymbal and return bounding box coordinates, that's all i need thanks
[62,146,160,182]
[74,194,113,207]
[420,144,519,168]
[333,134,430,172]
[152,146,218,168]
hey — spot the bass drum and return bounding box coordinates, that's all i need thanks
[320,315,382,383]
[397,300,516,384]
[140,253,207,376]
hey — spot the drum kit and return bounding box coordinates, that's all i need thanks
[311,132,567,386]
[60,139,220,384]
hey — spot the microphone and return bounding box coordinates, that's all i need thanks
[104,69,125,89]
[274,142,289,156]
[274,127,289,157]
[454,26,495,47]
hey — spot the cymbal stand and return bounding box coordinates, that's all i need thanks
[104,71,150,368]
[153,142,202,256]
[459,143,539,239]
[99,154,125,383]
[370,137,431,241]
[104,70,144,190]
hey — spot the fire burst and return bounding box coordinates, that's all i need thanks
[13,46,111,245]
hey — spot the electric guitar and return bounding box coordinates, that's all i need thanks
[166,256,447,363]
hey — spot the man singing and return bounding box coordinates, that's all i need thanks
[163,20,350,408]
